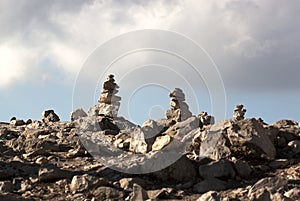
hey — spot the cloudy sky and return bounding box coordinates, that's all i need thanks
[0,0,299,124]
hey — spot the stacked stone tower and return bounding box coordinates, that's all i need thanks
[166,88,192,124]
[97,74,121,117]
[233,104,247,121]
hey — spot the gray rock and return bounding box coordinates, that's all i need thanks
[147,188,173,199]
[193,178,227,193]
[38,166,70,182]
[129,126,148,154]
[97,103,120,117]
[248,176,287,197]
[70,174,110,194]
[197,191,221,201]
[199,160,236,180]
[248,188,272,201]
[272,119,298,127]
[153,156,198,182]
[111,116,136,134]
[199,120,231,161]
[142,119,164,135]
[130,183,149,201]
[272,119,300,142]
[228,118,276,159]
[165,116,200,139]
[70,108,87,121]
[234,160,252,179]
[119,178,149,190]
[269,159,289,169]
[92,186,123,201]
[152,135,171,151]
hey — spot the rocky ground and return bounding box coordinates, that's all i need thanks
[0,110,300,201]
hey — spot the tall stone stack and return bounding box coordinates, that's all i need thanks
[97,74,121,117]
[166,88,192,124]
[233,104,246,121]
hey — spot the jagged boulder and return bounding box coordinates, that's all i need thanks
[228,118,276,159]
[70,108,87,121]
[199,118,276,160]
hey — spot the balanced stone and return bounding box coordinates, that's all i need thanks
[98,74,121,104]
[233,104,246,121]
[166,88,192,123]
[97,74,121,117]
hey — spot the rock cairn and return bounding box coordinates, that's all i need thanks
[97,74,121,117]
[41,110,60,123]
[166,88,192,124]
[199,111,214,127]
[233,104,246,121]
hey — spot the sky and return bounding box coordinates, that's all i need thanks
[0,0,299,125]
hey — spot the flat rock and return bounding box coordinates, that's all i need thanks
[92,186,123,201]
[152,135,171,151]
[38,166,71,182]
[70,174,110,194]
[193,178,227,193]
[153,156,198,182]
[269,159,289,169]
[165,116,200,139]
[199,160,236,180]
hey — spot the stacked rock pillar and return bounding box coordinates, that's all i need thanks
[97,74,121,118]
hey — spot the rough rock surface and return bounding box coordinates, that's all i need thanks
[1,112,299,201]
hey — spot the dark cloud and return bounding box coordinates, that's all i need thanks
[0,0,94,42]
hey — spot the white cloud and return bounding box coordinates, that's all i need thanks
[0,0,299,91]
[0,43,38,88]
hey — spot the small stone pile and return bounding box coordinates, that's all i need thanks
[97,74,121,117]
[198,111,214,127]
[41,109,60,124]
[233,104,246,121]
[166,88,192,124]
